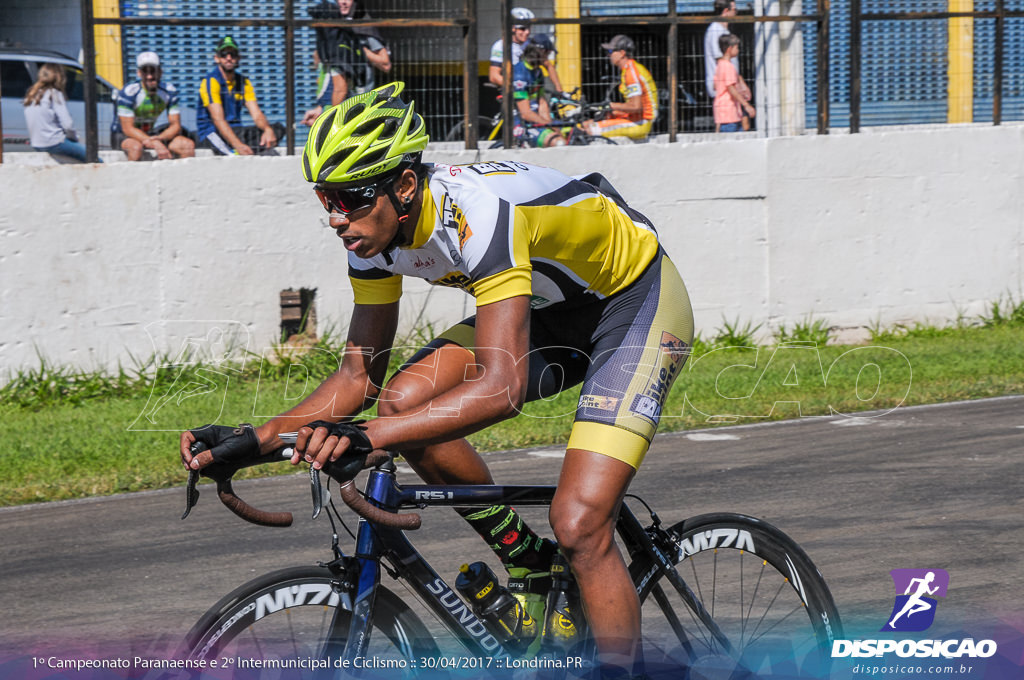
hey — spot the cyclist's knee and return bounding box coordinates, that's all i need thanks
[549,501,616,563]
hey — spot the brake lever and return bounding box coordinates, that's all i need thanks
[181,441,208,520]
[310,466,324,519]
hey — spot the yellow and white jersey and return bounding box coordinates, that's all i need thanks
[349,161,661,309]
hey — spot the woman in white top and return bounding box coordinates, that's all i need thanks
[23,63,98,163]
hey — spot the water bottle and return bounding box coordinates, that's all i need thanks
[456,561,539,652]
[541,552,581,652]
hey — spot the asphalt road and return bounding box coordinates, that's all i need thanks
[2,396,1022,666]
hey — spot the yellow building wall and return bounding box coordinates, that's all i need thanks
[93,0,123,88]
[947,0,973,123]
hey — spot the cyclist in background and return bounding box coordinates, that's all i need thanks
[181,82,693,679]
[584,34,658,141]
[111,51,195,161]
[511,42,567,147]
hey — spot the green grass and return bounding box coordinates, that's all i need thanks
[2,321,1023,507]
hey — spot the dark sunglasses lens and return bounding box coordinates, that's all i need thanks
[141,66,158,74]
[316,187,376,214]
[219,50,239,59]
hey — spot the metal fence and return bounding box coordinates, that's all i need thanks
[8,0,1023,163]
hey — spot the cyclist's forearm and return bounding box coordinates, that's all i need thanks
[255,369,379,450]
[369,376,523,451]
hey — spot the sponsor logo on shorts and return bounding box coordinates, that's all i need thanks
[659,331,690,366]
[629,394,661,422]
[578,394,620,411]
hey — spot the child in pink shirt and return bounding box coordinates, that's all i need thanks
[714,34,756,132]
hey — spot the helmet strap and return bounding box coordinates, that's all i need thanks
[381,182,414,265]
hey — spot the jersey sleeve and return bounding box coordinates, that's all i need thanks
[243,77,257,102]
[199,76,221,107]
[165,83,181,116]
[348,255,403,305]
[115,84,136,118]
[621,65,643,100]
[490,39,504,67]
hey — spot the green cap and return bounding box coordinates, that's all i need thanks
[216,36,240,53]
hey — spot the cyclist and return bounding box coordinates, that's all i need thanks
[180,82,693,678]
[511,42,567,147]
[584,34,658,141]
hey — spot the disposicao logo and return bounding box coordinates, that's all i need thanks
[881,568,949,632]
[831,568,998,659]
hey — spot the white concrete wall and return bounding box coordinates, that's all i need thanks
[2,124,1022,373]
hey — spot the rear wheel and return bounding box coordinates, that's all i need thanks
[183,566,439,677]
[444,116,494,142]
[629,514,841,679]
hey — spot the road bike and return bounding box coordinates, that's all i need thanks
[444,88,619,148]
[180,434,842,678]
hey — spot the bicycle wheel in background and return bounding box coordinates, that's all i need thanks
[629,513,842,680]
[574,134,617,146]
[444,116,494,142]
[182,566,439,677]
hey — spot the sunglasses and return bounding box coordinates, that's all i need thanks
[140,65,159,75]
[315,178,392,216]
[218,50,240,59]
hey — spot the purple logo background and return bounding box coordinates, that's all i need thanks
[882,568,950,632]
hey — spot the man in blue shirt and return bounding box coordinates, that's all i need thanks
[196,37,286,155]
[112,51,194,161]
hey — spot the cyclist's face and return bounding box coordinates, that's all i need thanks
[513,26,531,44]
[326,193,394,258]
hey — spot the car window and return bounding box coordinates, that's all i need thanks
[1,60,34,98]
[26,63,114,102]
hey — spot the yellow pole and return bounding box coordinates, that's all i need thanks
[93,0,123,88]
[947,0,973,123]
[554,0,582,91]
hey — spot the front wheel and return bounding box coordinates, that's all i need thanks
[182,566,439,676]
[629,514,842,679]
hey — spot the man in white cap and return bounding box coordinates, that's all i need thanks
[111,51,195,160]
[488,6,535,87]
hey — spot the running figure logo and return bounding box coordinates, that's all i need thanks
[881,569,950,632]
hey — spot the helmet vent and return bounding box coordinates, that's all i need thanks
[319,146,355,180]
[315,108,337,151]
[354,118,385,137]
[378,118,400,139]
[352,147,387,171]
[344,102,367,124]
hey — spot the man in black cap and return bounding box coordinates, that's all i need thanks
[585,34,658,140]
[196,36,286,155]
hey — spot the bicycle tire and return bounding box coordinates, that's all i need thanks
[444,116,494,142]
[576,134,618,146]
[628,513,841,680]
[182,565,439,676]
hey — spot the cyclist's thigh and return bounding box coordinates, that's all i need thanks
[379,324,477,414]
[568,252,694,469]
[399,317,591,405]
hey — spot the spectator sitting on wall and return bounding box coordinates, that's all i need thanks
[23,63,99,163]
[512,42,566,147]
[303,0,391,124]
[583,34,657,141]
[488,6,534,88]
[714,33,755,132]
[196,36,286,156]
[111,51,195,161]
[704,0,750,125]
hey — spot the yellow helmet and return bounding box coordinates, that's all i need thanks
[302,82,429,185]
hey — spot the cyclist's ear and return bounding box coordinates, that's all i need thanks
[395,168,419,203]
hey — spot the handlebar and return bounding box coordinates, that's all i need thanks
[182,431,422,531]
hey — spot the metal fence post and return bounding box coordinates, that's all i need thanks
[817,0,830,133]
[285,0,295,155]
[849,0,861,132]
[464,0,479,149]
[994,0,1004,125]
[80,0,99,162]
[501,0,514,150]
[668,0,678,143]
